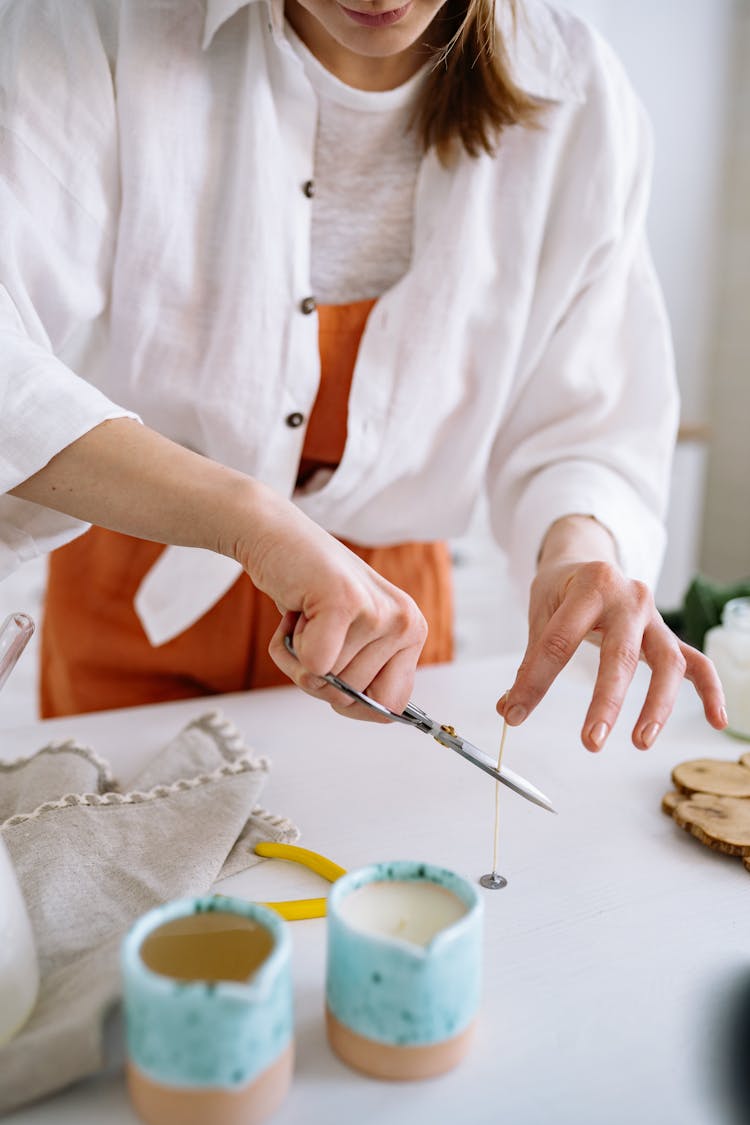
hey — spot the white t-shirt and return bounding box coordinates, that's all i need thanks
[285,20,424,304]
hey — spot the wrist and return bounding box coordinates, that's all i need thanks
[537,514,619,570]
[208,474,282,564]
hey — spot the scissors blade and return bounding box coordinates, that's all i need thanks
[434,729,557,814]
[283,635,555,813]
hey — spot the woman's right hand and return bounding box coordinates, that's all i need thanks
[11,418,428,720]
[232,480,428,721]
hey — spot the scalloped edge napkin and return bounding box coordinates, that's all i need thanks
[0,710,298,1114]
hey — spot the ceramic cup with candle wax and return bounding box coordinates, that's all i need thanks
[121,896,293,1125]
[0,836,40,1044]
[326,861,483,1080]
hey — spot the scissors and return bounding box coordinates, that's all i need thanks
[284,634,555,814]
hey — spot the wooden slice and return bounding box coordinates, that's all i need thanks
[661,791,685,815]
[671,758,750,798]
[670,792,750,856]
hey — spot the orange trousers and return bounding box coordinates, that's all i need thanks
[41,301,454,717]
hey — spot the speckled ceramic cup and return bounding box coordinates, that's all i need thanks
[121,896,293,1125]
[326,861,483,1080]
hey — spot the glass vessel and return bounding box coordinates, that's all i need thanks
[705,597,750,740]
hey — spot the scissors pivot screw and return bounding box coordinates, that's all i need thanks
[479,872,508,890]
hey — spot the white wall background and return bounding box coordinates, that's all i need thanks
[701,1,750,583]
[562,0,734,425]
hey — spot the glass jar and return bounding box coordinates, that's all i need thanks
[704,597,750,740]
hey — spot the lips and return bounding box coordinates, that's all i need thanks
[338,2,412,27]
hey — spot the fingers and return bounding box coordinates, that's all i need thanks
[581,624,645,751]
[681,642,727,730]
[327,640,421,722]
[269,613,383,721]
[498,572,606,727]
[626,632,726,750]
[498,559,726,751]
[618,622,683,750]
[268,595,427,724]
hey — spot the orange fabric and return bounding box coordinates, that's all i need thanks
[40,300,453,718]
[297,299,376,483]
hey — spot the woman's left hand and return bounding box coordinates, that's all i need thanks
[497,516,727,751]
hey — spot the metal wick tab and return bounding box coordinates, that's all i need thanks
[479,872,508,890]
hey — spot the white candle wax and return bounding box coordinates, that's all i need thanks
[338,880,468,948]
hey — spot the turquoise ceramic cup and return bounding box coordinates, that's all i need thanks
[121,895,293,1125]
[326,861,483,1080]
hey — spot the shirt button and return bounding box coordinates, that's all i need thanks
[285,411,305,428]
[302,179,315,198]
[300,296,316,315]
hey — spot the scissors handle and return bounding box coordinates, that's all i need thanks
[284,635,420,727]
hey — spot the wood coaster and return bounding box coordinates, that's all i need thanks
[663,756,750,873]
[672,758,750,797]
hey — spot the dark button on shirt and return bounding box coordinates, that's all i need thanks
[302,179,315,198]
[285,411,305,428]
[300,296,316,315]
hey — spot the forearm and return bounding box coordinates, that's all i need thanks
[10,418,263,559]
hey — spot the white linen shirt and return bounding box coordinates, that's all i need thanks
[0,0,678,644]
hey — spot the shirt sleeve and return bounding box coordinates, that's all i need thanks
[0,2,139,576]
[486,29,678,596]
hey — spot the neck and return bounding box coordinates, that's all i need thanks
[284,0,431,90]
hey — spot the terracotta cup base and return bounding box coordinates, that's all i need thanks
[126,1043,293,1125]
[326,1007,475,1081]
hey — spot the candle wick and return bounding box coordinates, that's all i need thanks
[492,716,508,874]
[480,714,510,890]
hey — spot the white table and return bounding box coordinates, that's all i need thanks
[2,651,748,1125]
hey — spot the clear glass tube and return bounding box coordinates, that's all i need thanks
[0,612,35,693]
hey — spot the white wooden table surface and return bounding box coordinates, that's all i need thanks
[2,651,748,1125]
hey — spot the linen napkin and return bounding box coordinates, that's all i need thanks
[0,711,299,1114]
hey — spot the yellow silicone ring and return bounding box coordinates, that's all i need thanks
[254,842,347,884]
[260,897,328,921]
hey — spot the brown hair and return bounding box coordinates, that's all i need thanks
[416,0,543,162]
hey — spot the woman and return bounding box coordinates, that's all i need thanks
[0,0,726,748]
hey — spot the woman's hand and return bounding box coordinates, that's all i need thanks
[231,482,428,722]
[497,516,727,750]
[12,418,428,721]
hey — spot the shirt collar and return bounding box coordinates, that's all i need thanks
[202,0,284,48]
[202,0,583,103]
[504,1,584,103]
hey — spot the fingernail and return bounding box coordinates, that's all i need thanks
[506,704,526,725]
[720,706,728,727]
[496,692,509,714]
[640,721,660,749]
[588,721,609,749]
